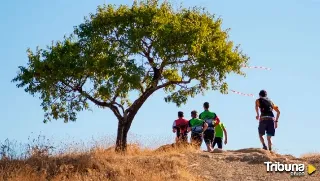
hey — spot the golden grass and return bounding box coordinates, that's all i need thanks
[300,152,320,165]
[300,152,320,158]
[1,136,319,181]
[0,143,201,181]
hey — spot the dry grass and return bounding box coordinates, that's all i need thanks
[0,137,319,181]
[0,139,200,181]
[300,152,320,167]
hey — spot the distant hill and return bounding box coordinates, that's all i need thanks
[0,144,319,181]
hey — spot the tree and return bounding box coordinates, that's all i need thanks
[12,0,248,152]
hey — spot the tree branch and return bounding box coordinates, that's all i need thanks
[59,80,123,120]
[107,78,126,115]
[76,87,108,107]
[125,87,156,122]
[114,102,125,115]
[177,84,188,89]
[142,67,153,83]
[156,78,192,90]
[167,59,192,65]
[76,87,123,120]
[78,74,89,88]
[141,39,155,66]
[125,78,192,123]
[140,38,164,90]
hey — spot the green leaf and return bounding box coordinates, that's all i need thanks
[12,0,249,124]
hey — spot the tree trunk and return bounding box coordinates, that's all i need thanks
[115,117,132,153]
[114,88,156,153]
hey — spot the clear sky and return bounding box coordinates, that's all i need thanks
[1,0,319,156]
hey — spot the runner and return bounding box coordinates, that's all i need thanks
[172,111,189,144]
[212,121,227,150]
[199,102,220,152]
[188,110,208,149]
[255,90,280,151]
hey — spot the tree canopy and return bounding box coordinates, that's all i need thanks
[12,0,248,151]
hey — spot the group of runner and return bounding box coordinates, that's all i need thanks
[172,90,281,152]
[172,102,227,152]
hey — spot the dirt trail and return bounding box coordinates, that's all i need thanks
[184,148,319,181]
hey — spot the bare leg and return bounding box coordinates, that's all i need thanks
[259,134,267,150]
[206,143,213,152]
[267,136,272,151]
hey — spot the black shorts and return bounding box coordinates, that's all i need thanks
[176,132,188,142]
[212,137,223,149]
[203,129,214,144]
[191,132,203,145]
[176,129,187,137]
[258,119,275,136]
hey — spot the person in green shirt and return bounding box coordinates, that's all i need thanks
[212,121,228,149]
[187,110,208,149]
[199,102,220,152]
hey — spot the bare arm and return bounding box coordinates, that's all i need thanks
[274,106,280,122]
[187,121,191,132]
[255,100,260,120]
[172,121,177,133]
[203,122,208,132]
[223,127,227,144]
[223,127,227,139]
[271,101,280,122]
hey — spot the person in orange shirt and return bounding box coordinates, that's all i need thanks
[255,90,280,151]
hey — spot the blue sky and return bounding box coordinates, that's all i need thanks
[1,0,319,156]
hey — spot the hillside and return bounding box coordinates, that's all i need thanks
[0,144,319,181]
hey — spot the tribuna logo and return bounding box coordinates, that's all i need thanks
[264,162,305,176]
